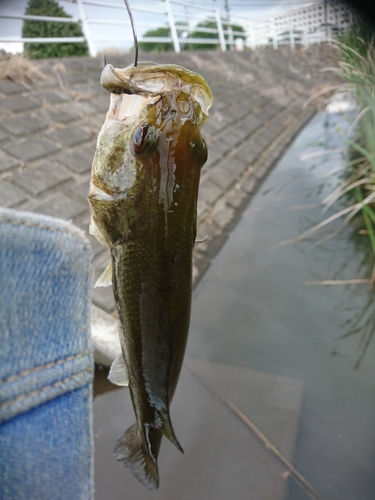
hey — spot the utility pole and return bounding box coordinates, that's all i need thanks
[324,0,328,25]
[324,0,328,40]
[224,0,230,19]
[224,0,233,50]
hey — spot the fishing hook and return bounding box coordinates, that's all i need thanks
[123,0,138,67]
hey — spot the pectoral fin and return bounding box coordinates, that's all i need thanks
[108,354,128,386]
[89,217,108,246]
[95,261,112,288]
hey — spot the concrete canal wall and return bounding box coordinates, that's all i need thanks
[0,46,340,311]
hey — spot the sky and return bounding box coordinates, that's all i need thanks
[0,0,323,54]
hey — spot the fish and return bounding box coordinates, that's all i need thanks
[88,61,213,490]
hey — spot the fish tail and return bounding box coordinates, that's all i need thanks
[159,409,184,454]
[114,423,160,490]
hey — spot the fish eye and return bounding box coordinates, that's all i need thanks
[201,138,208,167]
[133,125,148,153]
[133,124,159,155]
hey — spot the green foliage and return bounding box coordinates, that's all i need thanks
[22,0,88,59]
[139,18,246,52]
[338,20,374,60]
[293,20,375,286]
[139,22,189,53]
[190,19,246,50]
[322,22,375,268]
[138,27,173,53]
[336,30,375,170]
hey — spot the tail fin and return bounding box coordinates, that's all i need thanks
[114,423,160,491]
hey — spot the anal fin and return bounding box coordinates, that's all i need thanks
[108,354,128,386]
[159,409,184,454]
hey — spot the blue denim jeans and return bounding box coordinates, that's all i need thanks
[0,208,94,500]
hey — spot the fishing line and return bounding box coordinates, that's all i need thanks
[123,0,138,67]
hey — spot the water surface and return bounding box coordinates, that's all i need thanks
[188,109,375,500]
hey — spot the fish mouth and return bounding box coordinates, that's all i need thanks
[109,93,160,121]
[101,63,213,117]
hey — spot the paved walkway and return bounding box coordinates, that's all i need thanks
[0,46,338,312]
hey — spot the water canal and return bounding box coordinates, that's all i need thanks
[94,103,375,499]
[188,104,375,500]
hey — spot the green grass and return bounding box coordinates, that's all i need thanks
[291,25,375,273]
[321,24,375,368]
[335,28,375,272]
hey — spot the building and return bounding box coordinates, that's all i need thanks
[245,1,357,48]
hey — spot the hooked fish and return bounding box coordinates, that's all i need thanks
[88,61,213,489]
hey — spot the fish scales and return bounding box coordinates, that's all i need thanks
[88,62,213,490]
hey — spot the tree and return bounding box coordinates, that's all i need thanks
[138,27,174,53]
[190,19,246,50]
[22,0,88,59]
[138,23,188,53]
[138,18,246,53]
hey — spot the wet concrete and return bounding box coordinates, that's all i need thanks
[187,108,375,499]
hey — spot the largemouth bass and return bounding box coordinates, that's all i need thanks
[88,62,213,489]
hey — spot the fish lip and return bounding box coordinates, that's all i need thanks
[100,64,135,94]
[101,64,152,96]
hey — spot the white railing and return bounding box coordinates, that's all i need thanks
[0,0,355,57]
[0,0,241,56]
[82,0,249,54]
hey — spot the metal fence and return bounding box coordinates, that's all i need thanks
[0,0,355,57]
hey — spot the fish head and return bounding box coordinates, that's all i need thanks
[89,62,213,247]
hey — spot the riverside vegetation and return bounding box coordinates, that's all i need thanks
[292,22,375,275]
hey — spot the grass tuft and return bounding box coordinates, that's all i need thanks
[0,51,43,84]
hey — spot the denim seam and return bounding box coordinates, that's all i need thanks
[0,217,91,251]
[0,350,91,385]
[0,367,94,410]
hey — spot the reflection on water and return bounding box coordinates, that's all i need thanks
[188,108,375,500]
[311,224,375,369]
[334,283,375,369]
